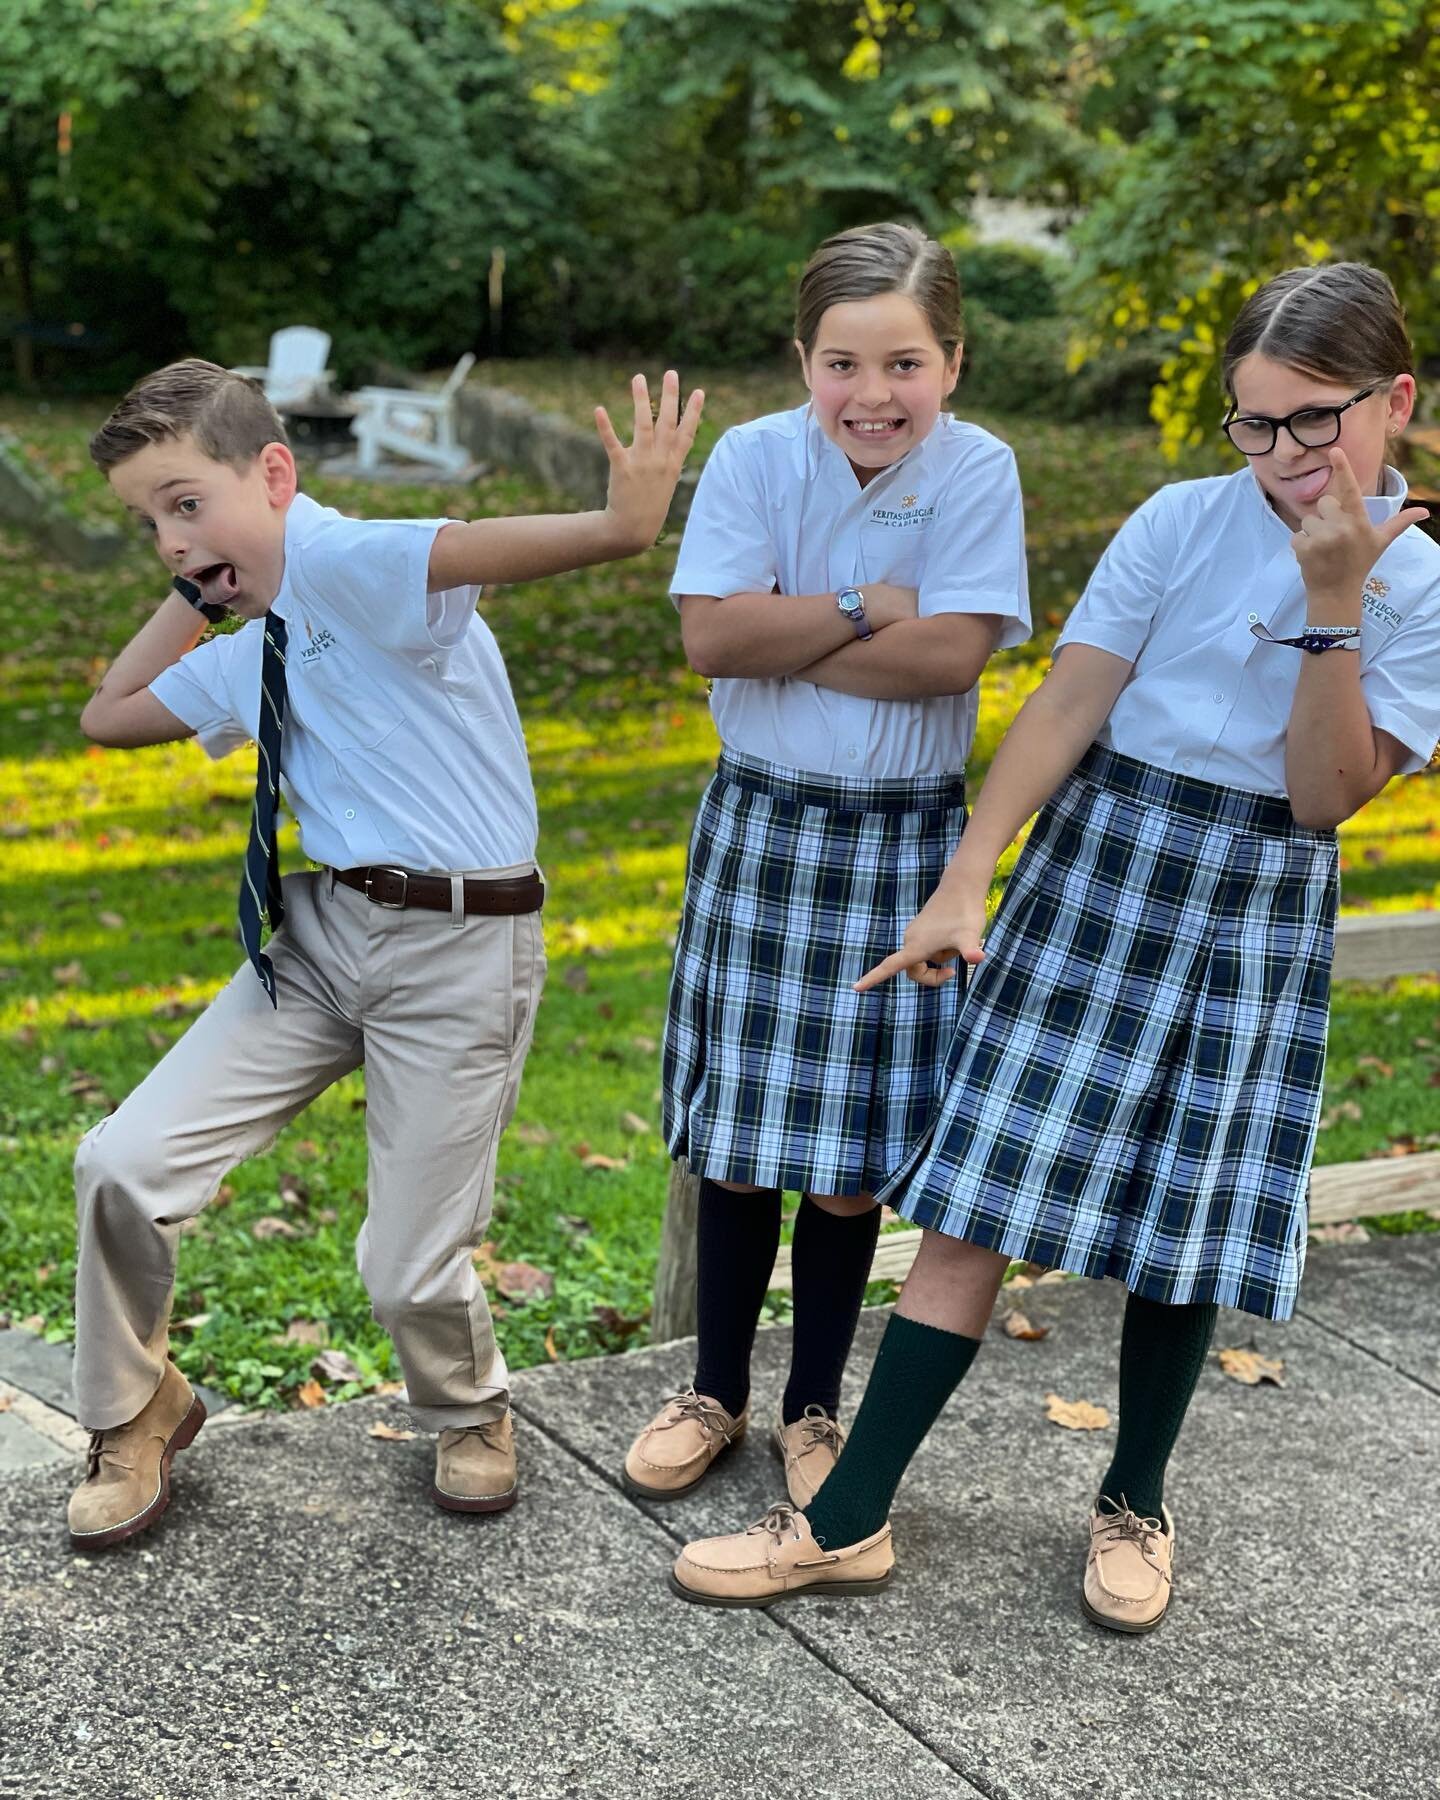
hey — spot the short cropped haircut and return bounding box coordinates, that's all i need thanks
[90,358,289,474]
[795,222,963,359]
[1222,263,1413,399]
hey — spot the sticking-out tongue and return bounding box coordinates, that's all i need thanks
[198,563,239,609]
[1288,466,1332,507]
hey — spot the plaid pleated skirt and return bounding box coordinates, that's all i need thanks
[881,744,1339,1320]
[663,749,968,1194]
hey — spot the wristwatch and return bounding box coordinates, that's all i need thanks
[172,574,228,624]
[837,586,873,641]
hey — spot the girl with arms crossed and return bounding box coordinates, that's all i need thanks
[623,223,1030,1507]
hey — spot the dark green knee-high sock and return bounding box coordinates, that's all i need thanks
[803,1314,982,1548]
[1098,1291,1219,1523]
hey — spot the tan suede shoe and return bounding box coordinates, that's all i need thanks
[68,1360,206,1550]
[772,1406,844,1510]
[433,1411,517,1514]
[1082,1497,1176,1634]
[622,1388,747,1501]
[672,1501,892,1608]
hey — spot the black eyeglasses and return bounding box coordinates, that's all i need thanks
[1222,386,1377,456]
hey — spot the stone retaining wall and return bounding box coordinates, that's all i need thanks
[452,385,700,523]
[0,436,125,568]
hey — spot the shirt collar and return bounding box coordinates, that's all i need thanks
[1253,461,1409,535]
[269,493,331,621]
[803,404,938,496]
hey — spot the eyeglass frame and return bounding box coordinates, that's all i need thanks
[1221,385,1380,457]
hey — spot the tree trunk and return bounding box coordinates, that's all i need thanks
[651,1157,701,1343]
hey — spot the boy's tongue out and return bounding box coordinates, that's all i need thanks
[194,562,239,610]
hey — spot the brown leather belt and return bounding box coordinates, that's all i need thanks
[333,866,544,915]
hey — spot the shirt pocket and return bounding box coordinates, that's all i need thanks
[295,645,405,750]
[857,522,929,588]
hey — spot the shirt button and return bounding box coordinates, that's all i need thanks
[344,808,356,820]
[847,746,859,761]
[1247,612,1259,623]
[1182,759,1194,771]
[1212,693,1224,704]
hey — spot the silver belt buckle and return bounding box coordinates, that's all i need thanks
[364,866,410,908]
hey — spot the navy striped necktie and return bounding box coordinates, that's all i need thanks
[239,614,288,1006]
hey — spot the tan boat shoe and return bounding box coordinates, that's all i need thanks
[671,1500,893,1608]
[1082,1496,1176,1634]
[622,1388,747,1501]
[433,1410,517,1514]
[772,1405,844,1510]
[68,1360,207,1550]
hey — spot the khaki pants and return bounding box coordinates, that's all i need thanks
[73,867,545,1432]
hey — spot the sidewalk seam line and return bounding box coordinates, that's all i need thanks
[511,1397,993,1799]
[1292,1306,1440,1400]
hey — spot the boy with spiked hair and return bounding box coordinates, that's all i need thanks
[70,357,701,1547]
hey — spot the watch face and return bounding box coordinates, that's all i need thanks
[838,590,861,615]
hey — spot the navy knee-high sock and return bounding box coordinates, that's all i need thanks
[781,1196,882,1424]
[690,1179,782,1419]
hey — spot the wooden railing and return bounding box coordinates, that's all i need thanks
[650,907,1438,1341]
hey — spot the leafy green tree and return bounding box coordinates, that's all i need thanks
[0,0,577,382]
[1067,0,1440,454]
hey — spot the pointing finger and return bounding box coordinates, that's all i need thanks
[1326,445,1368,515]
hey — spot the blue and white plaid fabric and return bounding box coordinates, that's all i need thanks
[881,744,1339,1320]
[663,749,968,1194]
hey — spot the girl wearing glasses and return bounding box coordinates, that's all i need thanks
[671,262,1440,1631]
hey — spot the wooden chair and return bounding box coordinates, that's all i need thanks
[231,327,336,410]
[348,353,477,475]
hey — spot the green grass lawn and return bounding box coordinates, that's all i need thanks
[1,386,1436,1413]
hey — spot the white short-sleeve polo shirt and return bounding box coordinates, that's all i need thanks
[150,493,538,871]
[670,404,1031,779]
[1056,466,1440,795]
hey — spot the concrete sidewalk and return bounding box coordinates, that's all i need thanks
[1,1235,1435,1800]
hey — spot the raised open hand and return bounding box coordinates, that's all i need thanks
[594,371,705,554]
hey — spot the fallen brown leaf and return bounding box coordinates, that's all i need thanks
[620,1111,651,1136]
[251,1217,301,1240]
[51,961,85,986]
[367,1422,416,1442]
[311,1349,364,1385]
[1044,1393,1110,1431]
[1309,1221,1369,1245]
[497,1261,555,1302]
[294,1378,327,1408]
[97,910,125,930]
[1217,1347,1286,1387]
[511,1121,553,1147]
[175,1313,212,1331]
[1003,1310,1050,1341]
[279,1319,327,1346]
[544,1325,560,1361]
[581,1153,627,1171]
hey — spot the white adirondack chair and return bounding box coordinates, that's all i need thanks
[349,353,477,475]
[232,327,335,410]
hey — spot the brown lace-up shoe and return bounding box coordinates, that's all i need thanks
[433,1410,517,1514]
[772,1406,843,1510]
[67,1360,207,1550]
[1082,1496,1176,1634]
[671,1500,893,1608]
[621,1388,747,1500]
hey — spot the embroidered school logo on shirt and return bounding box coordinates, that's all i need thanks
[1362,576,1402,631]
[298,626,340,665]
[869,496,936,529]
